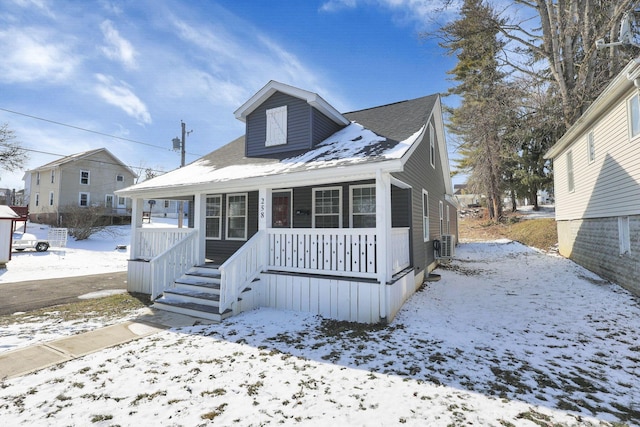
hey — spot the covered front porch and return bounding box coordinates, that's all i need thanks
[124,170,417,323]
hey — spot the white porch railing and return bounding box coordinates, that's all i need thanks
[219,230,267,313]
[132,228,195,261]
[391,227,410,273]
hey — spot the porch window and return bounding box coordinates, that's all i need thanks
[226,193,247,240]
[80,170,90,185]
[629,94,640,139]
[266,106,287,146]
[206,195,222,239]
[350,185,376,228]
[79,192,90,207]
[422,190,429,241]
[313,187,342,228]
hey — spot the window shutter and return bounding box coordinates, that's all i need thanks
[266,106,287,146]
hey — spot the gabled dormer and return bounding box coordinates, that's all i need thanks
[234,81,350,157]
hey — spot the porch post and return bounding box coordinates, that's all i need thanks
[376,169,392,318]
[193,193,206,264]
[258,188,272,231]
[130,197,144,259]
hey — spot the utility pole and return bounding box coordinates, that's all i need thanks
[173,121,191,228]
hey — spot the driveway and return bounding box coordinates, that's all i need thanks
[0,271,127,315]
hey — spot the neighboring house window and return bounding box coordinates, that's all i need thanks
[439,201,444,237]
[164,200,170,209]
[226,193,247,240]
[629,94,640,138]
[422,190,429,241]
[619,216,631,255]
[36,172,40,185]
[566,150,575,193]
[429,122,435,168]
[80,170,90,185]
[350,185,376,228]
[35,193,39,207]
[313,187,342,228]
[587,131,595,164]
[265,106,287,146]
[51,170,55,184]
[206,195,222,239]
[105,195,114,208]
[117,196,126,208]
[116,174,124,182]
[49,191,54,206]
[79,192,89,207]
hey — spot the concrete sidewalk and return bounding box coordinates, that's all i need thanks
[0,309,210,380]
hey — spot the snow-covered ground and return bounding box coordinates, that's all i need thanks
[1,236,639,425]
[1,218,177,283]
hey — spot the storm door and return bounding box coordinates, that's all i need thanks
[272,190,292,228]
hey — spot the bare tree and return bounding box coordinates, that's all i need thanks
[0,123,28,175]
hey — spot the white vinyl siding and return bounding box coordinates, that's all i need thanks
[350,185,375,228]
[206,195,222,239]
[587,131,595,164]
[422,190,429,241]
[226,193,247,240]
[554,90,640,221]
[313,187,342,228]
[265,106,287,146]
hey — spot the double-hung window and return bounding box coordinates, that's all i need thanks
[422,190,429,241]
[49,191,54,206]
[629,94,640,139]
[51,170,55,184]
[35,193,40,207]
[226,193,247,240]
[80,170,90,185]
[350,185,376,228]
[313,187,342,228]
[206,195,222,239]
[79,192,90,207]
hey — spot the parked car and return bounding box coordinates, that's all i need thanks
[12,232,50,252]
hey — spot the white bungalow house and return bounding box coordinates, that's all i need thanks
[544,59,640,296]
[117,81,458,323]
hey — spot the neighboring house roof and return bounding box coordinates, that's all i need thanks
[545,59,639,159]
[118,86,450,198]
[0,205,20,219]
[27,147,137,177]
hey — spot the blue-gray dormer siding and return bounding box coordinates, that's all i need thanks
[245,91,344,157]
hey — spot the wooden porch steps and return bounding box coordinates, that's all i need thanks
[152,264,248,322]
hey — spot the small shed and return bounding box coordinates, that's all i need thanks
[0,206,19,268]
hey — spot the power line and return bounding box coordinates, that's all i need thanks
[0,107,203,157]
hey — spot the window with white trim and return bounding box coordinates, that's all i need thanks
[429,122,435,168]
[36,172,40,185]
[226,193,247,240]
[80,170,90,185]
[49,191,54,206]
[587,131,595,164]
[79,192,90,207]
[439,200,444,236]
[266,105,287,146]
[313,187,342,228]
[105,194,114,208]
[619,216,631,255]
[206,195,222,239]
[116,174,124,182]
[422,190,429,241]
[566,150,575,193]
[51,170,55,184]
[35,193,40,207]
[117,196,126,208]
[350,185,376,228]
[629,94,640,139]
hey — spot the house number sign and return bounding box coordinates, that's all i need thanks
[260,197,265,219]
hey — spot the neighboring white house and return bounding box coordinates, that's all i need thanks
[117,81,458,323]
[544,59,640,296]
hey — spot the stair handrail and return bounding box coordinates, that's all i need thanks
[219,230,267,313]
[149,228,199,299]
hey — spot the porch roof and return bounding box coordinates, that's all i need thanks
[117,94,438,198]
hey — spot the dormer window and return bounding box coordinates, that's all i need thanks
[265,106,287,146]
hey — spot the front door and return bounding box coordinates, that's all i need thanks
[272,190,292,228]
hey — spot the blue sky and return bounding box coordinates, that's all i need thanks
[0,0,460,191]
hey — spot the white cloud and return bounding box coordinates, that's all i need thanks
[94,74,151,125]
[0,28,77,83]
[100,20,137,70]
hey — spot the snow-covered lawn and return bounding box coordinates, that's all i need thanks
[1,240,639,426]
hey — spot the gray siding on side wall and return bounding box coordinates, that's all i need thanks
[246,92,311,157]
[311,108,344,147]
